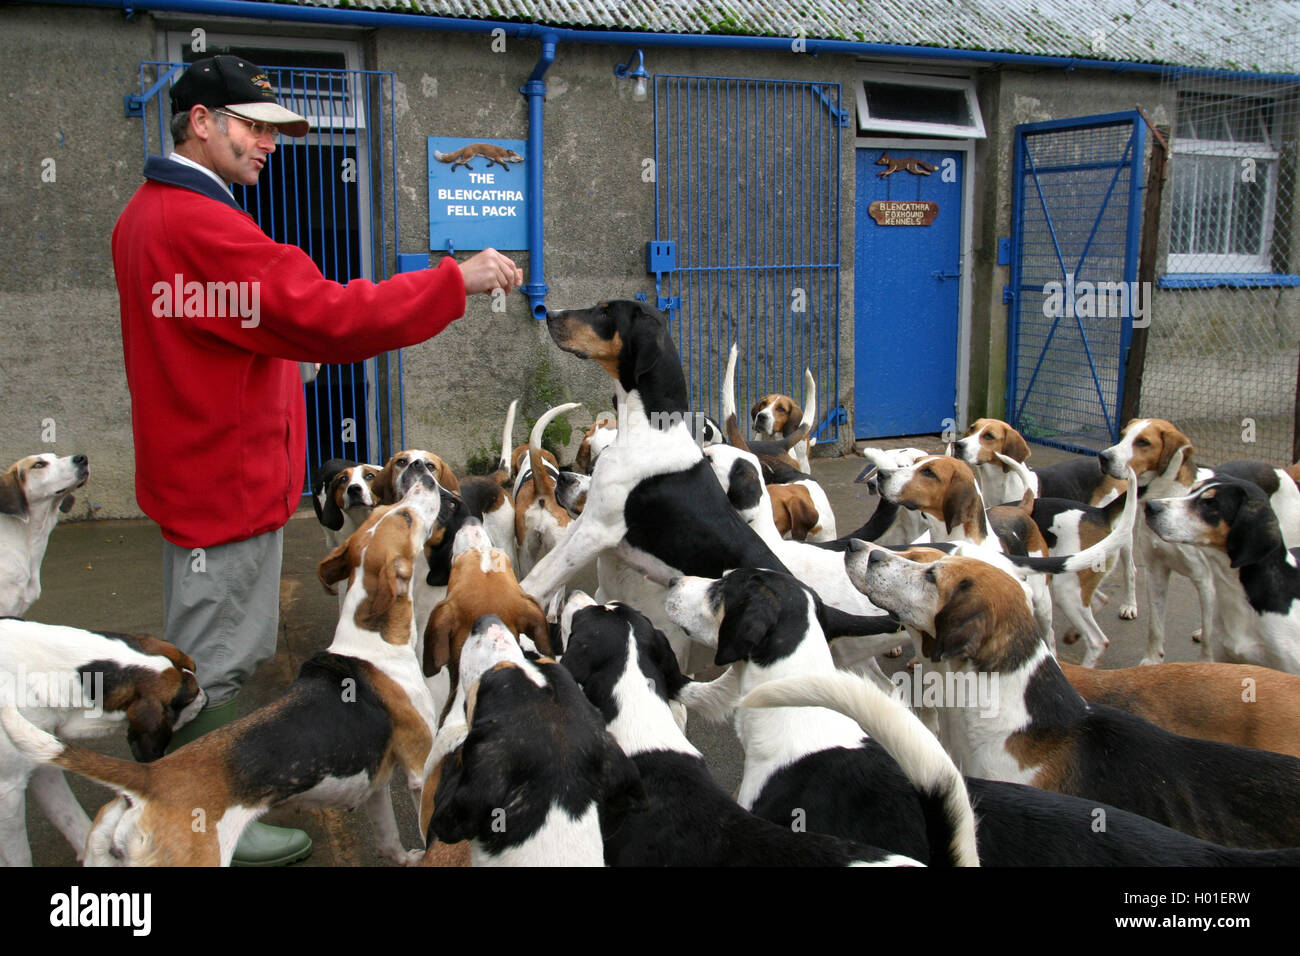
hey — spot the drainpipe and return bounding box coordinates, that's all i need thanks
[521,34,557,320]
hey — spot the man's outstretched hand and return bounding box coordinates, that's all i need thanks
[459,248,525,296]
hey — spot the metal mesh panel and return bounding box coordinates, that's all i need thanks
[135,62,404,489]
[1144,30,1300,466]
[1008,115,1143,453]
[653,76,842,440]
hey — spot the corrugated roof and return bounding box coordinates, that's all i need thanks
[263,0,1299,73]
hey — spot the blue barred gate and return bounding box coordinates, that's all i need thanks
[1006,111,1146,453]
[130,59,404,493]
[651,75,845,441]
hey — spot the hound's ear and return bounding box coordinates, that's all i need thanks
[371,463,397,504]
[715,579,780,666]
[785,493,819,542]
[1003,426,1031,463]
[367,555,411,623]
[521,600,553,658]
[724,458,764,515]
[630,311,665,383]
[0,471,28,521]
[942,476,982,534]
[427,750,480,846]
[425,602,457,676]
[647,626,691,699]
[1225,491,1283,569]
[1156,428,1194,476]
[780,397,802,428]
[434,457,461,493]
[125,697,170,763]
[318,475,346,531]
[931,578,990,663]
[317,541,353,595]
[598,738,648,832]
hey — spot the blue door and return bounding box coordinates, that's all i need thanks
[854,147,963,438]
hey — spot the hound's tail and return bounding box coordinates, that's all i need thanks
[740,673,979,867]
[721,344,739,438]
[529,403,581,499]
[497,399,518,477]
[800,368,817,451]
[0,704,151,796]
[779,422,812,452]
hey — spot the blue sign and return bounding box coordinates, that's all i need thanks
[427,137,528,252]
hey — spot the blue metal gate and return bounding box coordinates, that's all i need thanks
[651,75,845,441]
[130,60,404,491]
[1006,111,1146,453]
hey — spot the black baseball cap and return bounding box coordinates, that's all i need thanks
[170,55,310,137]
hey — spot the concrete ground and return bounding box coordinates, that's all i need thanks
[20,437,1205,866]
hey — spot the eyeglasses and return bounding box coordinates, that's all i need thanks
[214,109,279,141]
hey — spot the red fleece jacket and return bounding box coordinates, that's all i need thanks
[114,178,466,549]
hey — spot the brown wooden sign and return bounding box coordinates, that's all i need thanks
[869,200,940,226]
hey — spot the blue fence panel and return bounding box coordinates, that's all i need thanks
[134,61,404,491]
[653,75,843,441]
[1007,111,1145,454]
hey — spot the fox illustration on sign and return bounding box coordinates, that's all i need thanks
[433,143,525,171]
[876,152,938,177]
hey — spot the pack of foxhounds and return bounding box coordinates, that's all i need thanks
[3,299,1300,867]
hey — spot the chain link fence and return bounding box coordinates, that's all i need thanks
[1139,27,1299,466]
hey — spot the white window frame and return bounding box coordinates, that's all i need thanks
[164,33,366,130]
[1167,91,1280,275]
[855,71,986,140]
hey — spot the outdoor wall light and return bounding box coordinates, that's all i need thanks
[614,49,650,101]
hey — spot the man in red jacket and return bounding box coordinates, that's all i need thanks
[113,55,522,866]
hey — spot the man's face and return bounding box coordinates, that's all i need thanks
[195,107,276,187]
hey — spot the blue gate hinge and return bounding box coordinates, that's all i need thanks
[124,64,185,119]
[656,295,681,312]
[810,85,851,128]
[811,404,847,441]
[1002,285,1015,304]
[646,241,676,277]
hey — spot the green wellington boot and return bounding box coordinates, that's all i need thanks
[167,696,313,867]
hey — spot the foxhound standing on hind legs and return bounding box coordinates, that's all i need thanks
[518,300,792,671]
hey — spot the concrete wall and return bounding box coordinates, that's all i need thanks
[0,6,155,521]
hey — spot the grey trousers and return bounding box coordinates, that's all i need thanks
[161,528,283,707]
